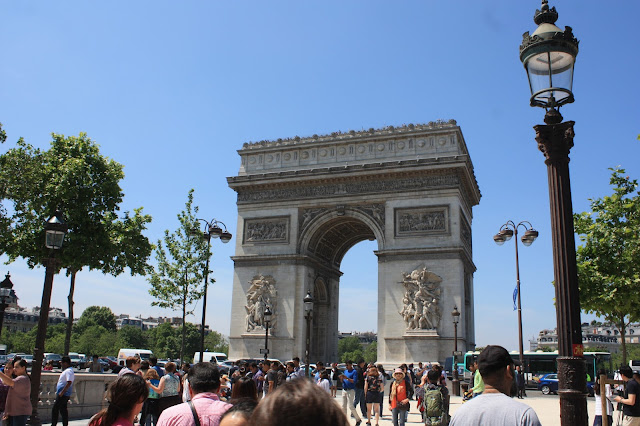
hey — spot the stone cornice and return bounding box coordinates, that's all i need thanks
[231,254,343,278]
[241,120,459,151]
[375,247,476,272]
[229,158,481,207]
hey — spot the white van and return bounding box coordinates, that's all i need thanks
[117,348,154,366]
[192,352,228,364]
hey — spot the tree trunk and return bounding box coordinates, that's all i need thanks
[64,270,77,356]
[180,281,187,362]
[620,316,628,366]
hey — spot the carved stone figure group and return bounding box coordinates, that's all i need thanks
[245,275,277,332]
[399,267,442,330]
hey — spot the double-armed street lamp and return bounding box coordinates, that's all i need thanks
[304,292,314,378]
[493,221,539,369]
[519,1,586,423]
[263,306,272,362]
[191,219,232,363]
[451,305,461,396]
[30,211,68,426]
[0,273,13,340]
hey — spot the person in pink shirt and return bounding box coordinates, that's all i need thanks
[157,363,232,426]
[89,374,149,426]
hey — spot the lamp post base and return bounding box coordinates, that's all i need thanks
[452,378,460,396]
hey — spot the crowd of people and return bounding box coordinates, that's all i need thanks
[1,347,640,425]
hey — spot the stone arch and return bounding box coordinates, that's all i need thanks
[227,121,480,365]
[298,207,385,265]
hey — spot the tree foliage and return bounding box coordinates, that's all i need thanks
[364,341,378,364]
[338,336,371,363]
[0,133,153,354]
[0,306,223,362]
[204,330,229,355]
[574,167,640,364]
[75,306,117,333]
[148,189,209,360]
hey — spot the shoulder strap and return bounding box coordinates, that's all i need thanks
[188,400,201,426]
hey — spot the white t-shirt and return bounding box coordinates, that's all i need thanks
[595,384,613,416]
[317,378,331,394]
[56,367,75,396]
[450,392,541,426]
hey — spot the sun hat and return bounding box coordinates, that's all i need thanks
[393,368,404,375]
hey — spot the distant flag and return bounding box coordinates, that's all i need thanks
[513,286,518,311]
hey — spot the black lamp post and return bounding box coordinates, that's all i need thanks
[263,306,272,362]
[30,211,68,426]
[191,219,232,363]
[0,273,14,340]
[520,1,586,424]
[304,292,314,378]
[451,305,461,396]
[493,221,539,369]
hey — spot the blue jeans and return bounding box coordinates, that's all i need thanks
[593,415,613,426]
[354,388,366,416]
[392,407,406,426]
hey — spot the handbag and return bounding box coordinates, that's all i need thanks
[397,400,410,411]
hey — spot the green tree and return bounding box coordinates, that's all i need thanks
[75,306,117,333]
[148,189,208,360]
[341,349,364,363]
[0,134,153,355]
[338,336,362,360]
[364,341,378,364]
[116,326,147,350]
[204,331,229,355]
[574,167,640,365]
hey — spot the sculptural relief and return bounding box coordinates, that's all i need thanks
[395,207,449,237]
[245,275,277,333]
[399,267,442,331]
[244,218,289,243]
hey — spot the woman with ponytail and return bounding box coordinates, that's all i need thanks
[89,374,148,426]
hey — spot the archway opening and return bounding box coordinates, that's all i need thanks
[304,213,382,363]
[336,239,378,362]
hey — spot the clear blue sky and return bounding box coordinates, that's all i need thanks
[1,1,639,353]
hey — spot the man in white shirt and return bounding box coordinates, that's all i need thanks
[450,345,541,426]
[51,356,75,426]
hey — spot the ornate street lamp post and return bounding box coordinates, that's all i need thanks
[0,273,14,340]
[451,305,461,396]
[191,219,232,363]
[263,306,272,362]
[30,211,68,426]
[304,292,314,378]
[493,220,539,369]
[520,1,586,423]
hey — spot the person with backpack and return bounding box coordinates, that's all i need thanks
[422,369,448,426]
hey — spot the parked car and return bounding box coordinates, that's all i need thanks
[21,355,34,367]
[44,353,62,369]
[0,355,7,367]
[538,373,594,396]
[68,353,83,369]
[99,357,118,371]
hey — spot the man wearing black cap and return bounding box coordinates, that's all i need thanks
[450,345,541,426]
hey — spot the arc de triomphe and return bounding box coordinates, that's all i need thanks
[227,120,480,365]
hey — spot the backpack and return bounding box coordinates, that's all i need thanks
[424,387,444,425]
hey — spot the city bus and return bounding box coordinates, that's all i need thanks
[461,350,612,388]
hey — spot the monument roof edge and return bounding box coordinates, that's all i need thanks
[239,120,460,151]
